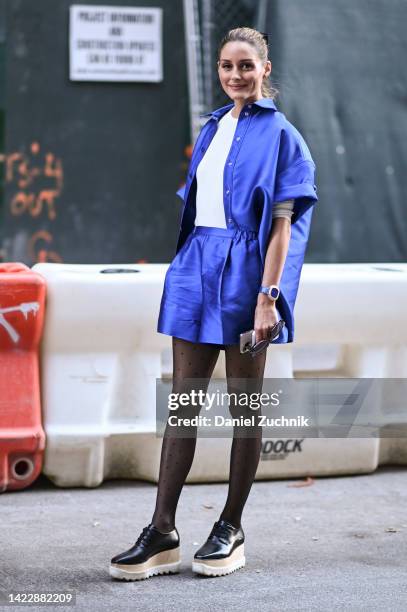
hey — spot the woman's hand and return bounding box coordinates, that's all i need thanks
[254,294,279,343]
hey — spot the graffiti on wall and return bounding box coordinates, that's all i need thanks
[0,142,63,262]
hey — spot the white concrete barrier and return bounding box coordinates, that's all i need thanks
[32,262,407,487]
[293,263,407,378]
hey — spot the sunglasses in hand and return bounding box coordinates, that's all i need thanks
[239,320,286,357]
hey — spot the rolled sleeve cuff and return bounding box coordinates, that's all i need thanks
[274,159,318,224]
[273,181,318,203]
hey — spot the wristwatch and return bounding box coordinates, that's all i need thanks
[259,285,280,301]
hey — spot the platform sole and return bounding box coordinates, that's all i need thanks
[192,543,245,577]
[109,546,181,581]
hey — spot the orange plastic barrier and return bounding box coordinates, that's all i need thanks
[0,263,46,491]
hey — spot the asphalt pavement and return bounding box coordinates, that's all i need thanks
[2,465,407,611]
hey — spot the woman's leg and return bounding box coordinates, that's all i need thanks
[151,337,220,533]
[219,345,267,529]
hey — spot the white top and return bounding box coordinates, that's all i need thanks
[195,108,237,227]
[194,108,295,227]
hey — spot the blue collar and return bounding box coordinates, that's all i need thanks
[200,97,277,119]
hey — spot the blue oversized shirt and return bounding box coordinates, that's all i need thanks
[174,97,318,343]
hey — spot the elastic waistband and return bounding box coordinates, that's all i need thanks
[192,225,258,239]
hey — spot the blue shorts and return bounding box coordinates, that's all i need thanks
[157,225,287,348]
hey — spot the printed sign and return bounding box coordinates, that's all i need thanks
[69,5,163,82]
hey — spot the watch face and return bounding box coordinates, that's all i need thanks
[270,287,279,299]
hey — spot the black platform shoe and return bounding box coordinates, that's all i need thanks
[109,523,181,581]
[192,519,245,577]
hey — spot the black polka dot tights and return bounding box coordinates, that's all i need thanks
[151,336,267,533]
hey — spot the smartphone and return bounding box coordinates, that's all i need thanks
[239,329,256,354]
[239,320,286,354]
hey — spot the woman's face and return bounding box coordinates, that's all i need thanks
[218,41,271,103]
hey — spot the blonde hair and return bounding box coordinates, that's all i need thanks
[217,27,279,99]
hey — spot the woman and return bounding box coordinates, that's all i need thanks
[110,26,318,580]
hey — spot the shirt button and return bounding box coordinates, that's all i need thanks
[228,161,232,166]
[236,136,241,141]
[248,104,252,108]
[244,112,249,116]
[228,218,233,223]
[226,189,230,194]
